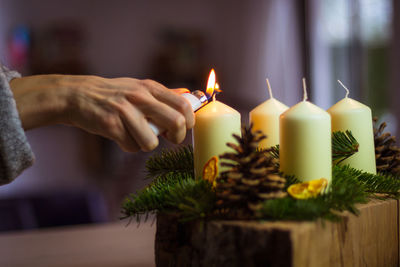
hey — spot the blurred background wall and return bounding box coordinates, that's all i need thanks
[0,0,398,231]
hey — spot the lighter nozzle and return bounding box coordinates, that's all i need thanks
[191,90,208,106]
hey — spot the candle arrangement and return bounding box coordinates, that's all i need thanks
[122,70,400,225]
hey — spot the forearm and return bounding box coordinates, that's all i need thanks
[10,75,71,130]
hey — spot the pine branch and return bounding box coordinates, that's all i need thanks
[328,165,369,214]
[165,179,216,222]
[257,165,369,221]
[266,145,280,160]
[332,131,359,164]
[282,174,301,188]
[121,172,192,222]
[121,173,215,222]
[341,165,400,198]
[145,145,194,181]
[259,196,340,221]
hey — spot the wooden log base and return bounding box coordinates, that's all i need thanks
[155,199,399,267]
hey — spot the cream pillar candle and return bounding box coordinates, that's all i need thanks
[249,79,289,149]
[280,79,332,183]
[193,70,241,179]
[327,81,376,174]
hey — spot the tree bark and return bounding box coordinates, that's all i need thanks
[155,199,398,267]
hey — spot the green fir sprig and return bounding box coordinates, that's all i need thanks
[284,174,301,188]
[121,172,215,222]
[332,130,359,164]
[259,196,339,221]
[145,145,194,182]
[121,172,191,222]
[342,166,400,198]
[266,145,280,160]
[257,165,369,221]
[164,179,216,222]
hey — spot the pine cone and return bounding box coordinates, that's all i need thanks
[215,125,287,217]
[373,117,400,177]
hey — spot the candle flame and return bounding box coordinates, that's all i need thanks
[206,69,222,98]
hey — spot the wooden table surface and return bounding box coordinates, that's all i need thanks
[0,221,156,267]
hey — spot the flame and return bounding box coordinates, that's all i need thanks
[206,69,216,97]
[215,83,221,92]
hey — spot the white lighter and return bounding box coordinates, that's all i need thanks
[148,90,209,136]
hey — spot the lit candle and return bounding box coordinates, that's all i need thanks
[280,79,332,183]
[327,80,376,174]
[249,79,288,149]
[193,69,241,179]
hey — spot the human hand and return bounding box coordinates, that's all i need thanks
[10,75,195,152]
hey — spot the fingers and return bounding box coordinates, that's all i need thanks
[142,100,187,144]
[116,100,159,152]
[74,77,195,152]
[53,75,196,153]
[126,90,187,144]
[98,112,141,153]
[143,81,195,130]
[102,81,190,151]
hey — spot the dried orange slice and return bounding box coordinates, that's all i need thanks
[287,178,328,199]
[308,178,328,194]
[203,156,218,187]
[287,183,310,199]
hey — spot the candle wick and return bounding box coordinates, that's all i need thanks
[337,80,350,98]
[266,78,274,99]
[302,78,308,101]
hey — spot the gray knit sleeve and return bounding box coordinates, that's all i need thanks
[0,64,35,185]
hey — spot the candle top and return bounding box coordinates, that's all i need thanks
[251,98,289,115]
[328,97,371,113]
[281,101,330,120]
[196,100,240,117]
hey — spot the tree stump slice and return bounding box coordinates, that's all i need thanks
[155,199,399,267]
